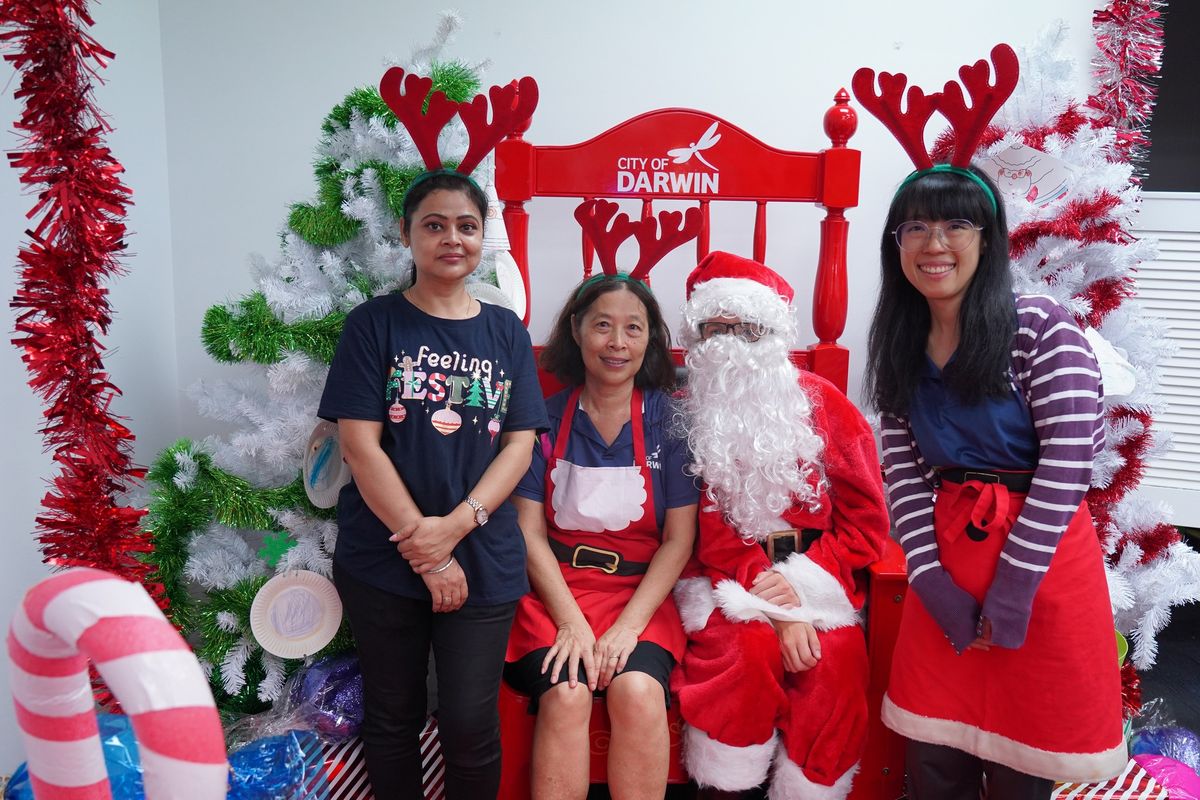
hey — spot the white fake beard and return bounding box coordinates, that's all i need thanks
[681,333,825,540]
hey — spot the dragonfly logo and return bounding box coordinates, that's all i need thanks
[614,122,721,195]
[667,122,721,171]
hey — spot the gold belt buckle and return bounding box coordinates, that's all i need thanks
[766,530,799,563]
[964,470,999,484]
[571,544,620,574]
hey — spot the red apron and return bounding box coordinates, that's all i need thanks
[885,476,1124,777]
[507,387,686,662]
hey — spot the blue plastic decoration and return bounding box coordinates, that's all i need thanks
[1130,725,1200,773]
[289,653,364,739]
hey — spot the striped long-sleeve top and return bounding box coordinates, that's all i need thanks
[880,294,1105,650]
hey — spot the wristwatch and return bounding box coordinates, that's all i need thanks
[465,495,489,527]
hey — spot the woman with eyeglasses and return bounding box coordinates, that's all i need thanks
[503,274,698,799]
[866,167,1125,798]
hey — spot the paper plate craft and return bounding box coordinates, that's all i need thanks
[250,570,343,659]
[1084,326,1138,400]
[467,280,516,311]
[494,250,527,320]
[303,420,352,509]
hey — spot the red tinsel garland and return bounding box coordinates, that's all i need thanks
[1088,0,1166,167]
[2,0,161,601]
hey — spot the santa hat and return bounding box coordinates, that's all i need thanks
[681,251,795,345]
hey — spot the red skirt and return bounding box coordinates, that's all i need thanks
[505,530,686,664]
[883,479,1126,782]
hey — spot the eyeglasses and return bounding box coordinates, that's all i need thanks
[892,220,983,253]
[698,320,768,342]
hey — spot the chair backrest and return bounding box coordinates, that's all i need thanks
[495,91,860,392]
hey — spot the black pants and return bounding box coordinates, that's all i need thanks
[906,740,1054,800]
[333,562,517,800]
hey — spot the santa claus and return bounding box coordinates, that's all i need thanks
[672,251,890,800]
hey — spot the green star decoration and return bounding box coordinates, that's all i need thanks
[258,531,297,568]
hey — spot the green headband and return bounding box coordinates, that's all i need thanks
[895,164,998,215]
[574,271,649,300]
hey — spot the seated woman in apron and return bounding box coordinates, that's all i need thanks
[504,273,699,799]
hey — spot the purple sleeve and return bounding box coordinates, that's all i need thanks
[980,297,1104,648]
[881,413,981,652]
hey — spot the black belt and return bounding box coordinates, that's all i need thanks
[760,529,823,563]
[938,468,1033,493]
[547,537,649,576]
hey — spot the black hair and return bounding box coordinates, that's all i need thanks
[865,166,1015,415]
[540,276,676,391]
[399,170,488,237]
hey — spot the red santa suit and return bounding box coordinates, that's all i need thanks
[670,252,890,800]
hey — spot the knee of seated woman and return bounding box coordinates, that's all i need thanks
[606,671,666,717]
[540,680,594,716]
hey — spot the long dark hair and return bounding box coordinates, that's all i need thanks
[399,170,488,237]
[865,166,1014,415]
[540,276,676,391]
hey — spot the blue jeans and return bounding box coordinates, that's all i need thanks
[333,562,517,800]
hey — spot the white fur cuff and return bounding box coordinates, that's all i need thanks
[769,744,859,800]
[674,577,717,634]
[683,724,777,791]
[713,568,860,631]
[771,553,860,630]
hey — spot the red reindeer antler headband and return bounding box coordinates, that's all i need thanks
[851,43,1019,212]
[379,68,539,177]
[572,199,702,297]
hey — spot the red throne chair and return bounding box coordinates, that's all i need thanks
[494,92,907,800]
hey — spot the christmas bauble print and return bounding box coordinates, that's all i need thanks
[487,417,501,443]
[388,402,407,423]
[431,404,462,436]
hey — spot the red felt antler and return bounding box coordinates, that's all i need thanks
[457,76,540,176]
[852,44,1020,170]
[574,199,636,275]
[851,68,941,170]
[573,199,702,279]
[628,208,703,280]
[940,44,1020,167]
[379,68,459,171]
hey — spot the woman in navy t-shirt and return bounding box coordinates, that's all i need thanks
[319,171,547,799]
[503,275,698,798]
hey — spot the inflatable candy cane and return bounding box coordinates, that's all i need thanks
[7,568,228,800]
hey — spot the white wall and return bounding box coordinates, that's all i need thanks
[0,0,1099,769]
[0,0,175,766]
[157,0,1100,420]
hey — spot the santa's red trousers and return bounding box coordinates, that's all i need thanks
[672,609,868,791]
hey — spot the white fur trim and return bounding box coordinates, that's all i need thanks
[769,746,858,800]
[882,694,1128,783]
[683,724,777,791]
[771,554,859,631]
[674,577,717,634]
[713,578,861,631]
[683,278,792,344]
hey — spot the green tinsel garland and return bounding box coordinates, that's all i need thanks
[201,293,346,365]
[287,160,426,248]
[143,441,333,626]
[428,60,481,108]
